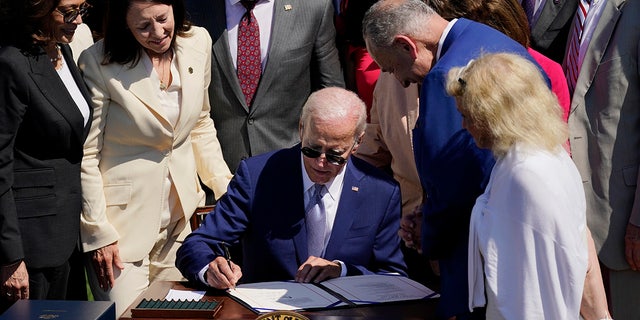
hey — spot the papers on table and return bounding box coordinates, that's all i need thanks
[165,289,206,301]
[227,274,439,313]
[228,281,347,312]
[321,274,439,305]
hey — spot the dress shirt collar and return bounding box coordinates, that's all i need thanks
[300,154,347,202]
[436,18,457,61]
[228,0,271,7]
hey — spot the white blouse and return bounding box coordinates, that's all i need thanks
[468,144,588,319]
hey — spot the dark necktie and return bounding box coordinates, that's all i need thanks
[521,0,535,26]
[564,0,591,95]
[237,0,261,107]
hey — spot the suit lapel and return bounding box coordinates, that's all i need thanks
[531,0,565,41]
[118,52,172,127]
[573,0,623,106]
[28,49,85,144]
[61,44,93,139]
[324,160,363,257]
[173,34,206,140]
[212,0,248,112]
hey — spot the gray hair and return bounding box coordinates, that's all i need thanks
[300,87,367,140]
[362,0,436,50]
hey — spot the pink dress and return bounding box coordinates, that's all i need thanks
[528,48,570,123]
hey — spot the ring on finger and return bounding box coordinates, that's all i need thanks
[6,292,12,297]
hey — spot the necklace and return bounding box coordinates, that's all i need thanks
[157,51,172,91]
[50,44,63,67]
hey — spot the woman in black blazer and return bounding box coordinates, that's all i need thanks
[0,0,92,309]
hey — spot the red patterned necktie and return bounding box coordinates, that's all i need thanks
[564,0,591,95]
[237,0,261,107]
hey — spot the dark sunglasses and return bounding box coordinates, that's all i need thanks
[55,2,92,23]
[301,147,349,166]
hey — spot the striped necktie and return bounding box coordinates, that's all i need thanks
[564,0,591,94]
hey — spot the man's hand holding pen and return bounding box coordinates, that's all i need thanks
[206,256,242,290]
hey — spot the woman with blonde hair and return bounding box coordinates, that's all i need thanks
[446,52,609,319]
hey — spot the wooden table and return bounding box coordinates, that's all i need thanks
[119,281,439,320]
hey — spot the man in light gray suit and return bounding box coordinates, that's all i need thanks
[568,0,640,318]
[185,0,344,172]
[528,0,578,63]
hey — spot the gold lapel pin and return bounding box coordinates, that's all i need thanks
[188,67,193,74]
[351,186,359,192]
[284,4,292,11]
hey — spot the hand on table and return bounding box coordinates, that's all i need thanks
[1,260,28,301]
[205,256,242,289]
[295,256,341,283]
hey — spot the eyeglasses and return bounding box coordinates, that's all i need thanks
[301,140,357,166]
[55,2,92,23]
[301,147,349,166]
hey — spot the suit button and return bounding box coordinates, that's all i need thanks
[248,118,255,125]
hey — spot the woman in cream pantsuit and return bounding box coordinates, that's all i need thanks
[78,0,232,315]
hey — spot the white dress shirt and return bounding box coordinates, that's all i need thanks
[226,0,274,70]
[300,154,348,277]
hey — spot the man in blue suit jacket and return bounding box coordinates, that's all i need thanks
[363,1,544,318]
[176,87,406,289]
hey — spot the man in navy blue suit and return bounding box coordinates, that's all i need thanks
[176,87,406,289]
[363,1,543,319]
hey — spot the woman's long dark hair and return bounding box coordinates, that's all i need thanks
[0,0,59,53]
[102,0,191,66]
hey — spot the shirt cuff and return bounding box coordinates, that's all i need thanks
[197,264,209,285]
[333,260,347,277]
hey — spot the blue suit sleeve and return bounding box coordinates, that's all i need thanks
[176,160,253,283]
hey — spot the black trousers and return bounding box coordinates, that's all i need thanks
[0,261,70,315]
[28,261,70,300]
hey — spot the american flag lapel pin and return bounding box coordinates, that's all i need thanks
[284,4,292,11]
[351,186,359,192]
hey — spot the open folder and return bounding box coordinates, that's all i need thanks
[227,274,439,313]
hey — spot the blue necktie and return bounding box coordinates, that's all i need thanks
[306,184,326,257]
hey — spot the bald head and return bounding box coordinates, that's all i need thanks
[299,87,367,141]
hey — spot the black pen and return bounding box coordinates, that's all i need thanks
[221,242,235,289]
[221,242,232,270]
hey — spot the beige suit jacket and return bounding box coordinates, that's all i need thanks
[78,27,232,261]
[356,73,423,217]
[568,0,640,270]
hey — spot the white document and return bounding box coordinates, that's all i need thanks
[228,281,346,312]
[164,289,206,301]
[321,274,439,305]
[227,274,438,313]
